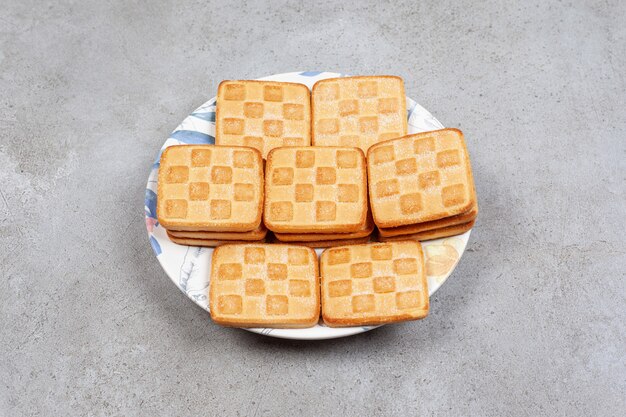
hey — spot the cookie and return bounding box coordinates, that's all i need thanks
[215,80,311,158]
[264,146,368,233]
[377,220,475,242]
[167,232,266,247]
[312,76,407,153]
[167,222,268,241]
[273,210,374,242]
[377,201,477,237]
[320,240,428,327]
[367,128,476,227]
[209,244,320,328]
[157,145,264,232]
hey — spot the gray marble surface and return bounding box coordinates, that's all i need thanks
[1,1,624,416]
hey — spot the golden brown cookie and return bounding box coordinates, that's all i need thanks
[377,220,475,242]
[167,232,266,247]
[377,202,477,237]
[367,129,476,228]
[215,80,311,158]
[264,147,368,233]
[167,222,268,241]
[320,240,428,327]
[312,76,407,153]
[209,244,320,328]
[157,145,264,232]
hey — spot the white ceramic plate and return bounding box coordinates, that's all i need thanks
[145,71,471,340]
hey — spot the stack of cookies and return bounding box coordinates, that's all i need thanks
[157,144,267,246]
[367,128,478,241]
[263,146,374,247]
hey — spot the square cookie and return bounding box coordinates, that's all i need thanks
[264,147,368,233]
[320,240,428,327]
[312,76,407,153]
[209,244,320,328]
[157,145,263,231]
[215,80,311,158]
[367,128,476,227]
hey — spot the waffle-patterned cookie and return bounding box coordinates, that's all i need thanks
[378,220,475,242]
[312,76,407,153]
[209,244,320,328]
[167,232,266,247]
[167,222,267,241]
[215,80,311,159]
[157,145,263,232]
[378,201,477,237]
[264,147,368,233]
[320,240,428,327]
[274,210,374,242]
[278,236,371,248]
[367,129,476,227]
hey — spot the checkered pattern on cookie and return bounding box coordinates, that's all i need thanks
[209,244,319,328]
[157,145,263,231]
[264,147,368,233]
[215,80,311,159]
[367,128,475,228]
[311,76,407,154]
[320,241,428,327]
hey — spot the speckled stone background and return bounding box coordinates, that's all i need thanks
[1,1,624,416]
